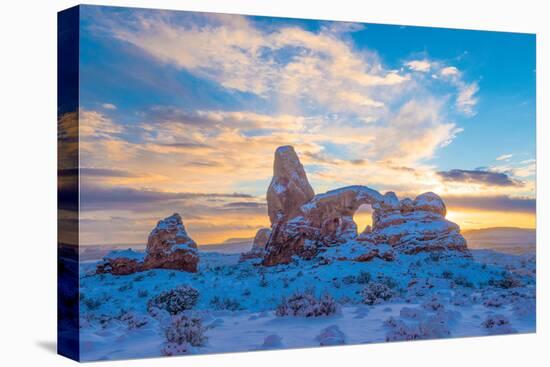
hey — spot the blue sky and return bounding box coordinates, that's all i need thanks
[76,5,536,245]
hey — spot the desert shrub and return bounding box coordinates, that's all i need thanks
[161,315,207,356]
[356,271,372,285]
[118,282,133,292]
[489,276,522,289]
[147,286,199,315]
[134,274,145,282]
[137,289,149,298]
[83,297,102,311]
[259,274,269,288]
[276,290,338,317]
[118,311,148,329]
[441,270,454,279]
[342,275,356,285]
[428,252,442,262]
[379,276,398,289]
[481,314,517,335]
[453,275,474,288]
[242,288,251,297]
[385,312,451,341]
[209,296,243,311]
[361,282,393,305]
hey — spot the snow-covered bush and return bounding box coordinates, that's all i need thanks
[147,286,199,315]
[118,311,148,329]
[385,313,451,341]
[137,289,149,298]
[258,334,283,349]
[361,282,393,305]
[489,276,522,289]
[481,314,517,335]
[161,314,207,356]
[316,325,346,346]
[209,296,243,311]
[276,291,338,317]
[356,271,372,285]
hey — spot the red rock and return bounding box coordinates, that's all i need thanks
[97,213,199,275]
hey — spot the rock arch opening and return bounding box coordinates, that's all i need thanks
[353,203,373,235]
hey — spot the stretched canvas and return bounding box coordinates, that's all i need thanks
[58,5,536,362]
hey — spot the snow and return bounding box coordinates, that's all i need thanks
[79,243,535,361]
[103,249,146,262]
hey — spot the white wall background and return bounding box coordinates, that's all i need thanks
[0,0,547,366]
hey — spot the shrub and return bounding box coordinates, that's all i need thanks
[137,289,149,298]
[134,274,145,282]
[453,275,474,288]
[161,315,207,355]
[209,296,243,311]
[361,282,393,305]
[259,274,269,288]
[441,270,453,279]
[118,282,133,292]
[342,275,356,285]
[489,276,522,289]
[83,297,101,311]
[276,290,338,317]
[118,311,148,329]
[481,314,517,335]
[356,271,372,285]
[147,286,199,315]
[379,276,398,289]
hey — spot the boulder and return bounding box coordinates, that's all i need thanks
[97,213,199,275]
[144,213,199,272]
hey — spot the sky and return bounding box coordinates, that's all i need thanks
[76,5,536,246]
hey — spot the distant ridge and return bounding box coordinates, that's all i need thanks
[463,227,535,255]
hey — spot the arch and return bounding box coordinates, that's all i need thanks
[353,203,373,235]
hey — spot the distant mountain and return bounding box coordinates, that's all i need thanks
[462,227,535,254]
[222,237,255,245]
[200,237,254,254]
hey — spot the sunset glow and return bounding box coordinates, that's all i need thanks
[76,7,535,246]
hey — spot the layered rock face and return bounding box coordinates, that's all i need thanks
[267,146,315,224]
[262,146,469,266]
[97,213,199,275]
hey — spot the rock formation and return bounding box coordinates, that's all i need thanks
[97,213,199,275]
[262,146,469,266]
[252,228,272,251]
[267,146,315,224]
[239,228,272,261]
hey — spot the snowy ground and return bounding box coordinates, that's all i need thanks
[78,243,536,361]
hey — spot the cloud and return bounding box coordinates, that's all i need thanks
[440,66,459,76]
[437,169,523,187]
[81,185,253,211]
[405,60,432,72]
[456,82,479,116]
[99,10,410,118]
[444,195,535,214]
[496,154,514,161]
[102,103,117,110]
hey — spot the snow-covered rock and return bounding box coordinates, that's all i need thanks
[252,228,271,251]
[97,213,199,275]
[267,146,315,224]
[262,146,469,266]
[144,213,199,272]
